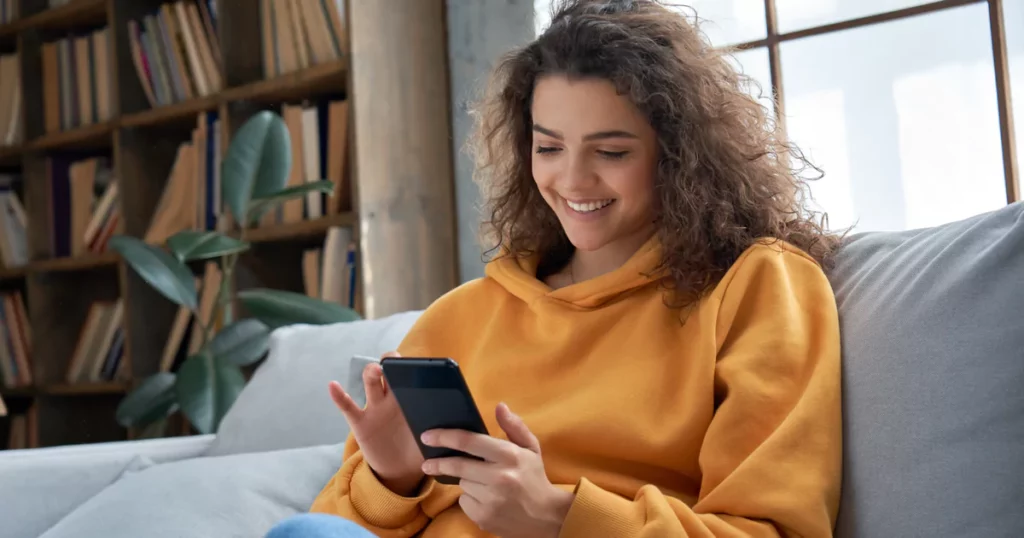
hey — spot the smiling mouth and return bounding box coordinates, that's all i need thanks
[565,198,615,213]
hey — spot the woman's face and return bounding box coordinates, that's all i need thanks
[530,75,659,256]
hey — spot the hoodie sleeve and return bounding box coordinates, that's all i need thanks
[308,284,479,536]
[309,434,461,538]
[557,244,843,537]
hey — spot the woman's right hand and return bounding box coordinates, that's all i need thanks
[329,351,425,496]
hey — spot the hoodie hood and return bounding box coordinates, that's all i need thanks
[484,235,666,309]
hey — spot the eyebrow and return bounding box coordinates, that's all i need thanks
[532,124,638,141]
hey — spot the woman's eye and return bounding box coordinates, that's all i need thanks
[536,146,561,154]
[599,150,629,160]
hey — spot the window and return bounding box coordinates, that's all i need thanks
[534,0,1022,233]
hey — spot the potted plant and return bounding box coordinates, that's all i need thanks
[112,110,358,435]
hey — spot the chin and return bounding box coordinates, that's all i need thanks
[563,229,613,252]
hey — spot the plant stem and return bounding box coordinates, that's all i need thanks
[201,227,247,347]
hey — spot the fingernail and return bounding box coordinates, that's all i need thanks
[421,461,435,474]
[421,431,435,445]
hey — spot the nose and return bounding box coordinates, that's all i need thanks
[558,151,598,192]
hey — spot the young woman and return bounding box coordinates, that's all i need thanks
[268,0,842,536]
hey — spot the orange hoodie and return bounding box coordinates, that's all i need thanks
[311,237,842,537]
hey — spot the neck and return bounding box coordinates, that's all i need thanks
[569,227,655,283]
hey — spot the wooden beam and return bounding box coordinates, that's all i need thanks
[348,0,458,318]
[764,0,785,122]
[989,0,1021,203]
[735,0,984,50]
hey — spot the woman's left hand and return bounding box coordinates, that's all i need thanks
[420,403,575,538]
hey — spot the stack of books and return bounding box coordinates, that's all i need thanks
[257,100,350,227]
[41,28,113,133]
[65,299,125,384]
[0,0,17,25]
[303,227,357,309]
[127,0,223,108]
[0,291,31,388]
[0,53,23,147]
[145,111,222,242]
[45,156,119,258]
[260,0,346,78]
[0,174,27,269]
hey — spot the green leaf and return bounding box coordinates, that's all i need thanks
[246,180,334,226]
[238,288,361,327]
[116,373,180,429]
[167,231,250,262]
[110,236,198,310]
[174,353,246,434]
[207,318,271,367]
[221,111,292,223]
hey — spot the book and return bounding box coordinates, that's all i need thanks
[41,28,113,133]
[261,0,346,78]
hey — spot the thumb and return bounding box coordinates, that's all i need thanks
[496,403,540,454]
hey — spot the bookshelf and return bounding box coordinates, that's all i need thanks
[0,0,457,449]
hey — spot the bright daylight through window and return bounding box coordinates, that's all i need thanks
[534,0,1024,233]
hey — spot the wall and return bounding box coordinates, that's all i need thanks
[446,0,536,283]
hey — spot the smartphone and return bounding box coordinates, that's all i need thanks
[381,357,489,485]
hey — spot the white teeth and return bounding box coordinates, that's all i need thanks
[566,199,614,213]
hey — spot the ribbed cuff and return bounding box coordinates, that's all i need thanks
[349,459,435,529]
[559,478,642,537]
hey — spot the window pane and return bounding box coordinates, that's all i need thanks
[781,4,1007,232]
[726,47,776,117]
[682,0,767,47]
[535,0,552,36]
[775,0,932,34]
[1004,0,1024,198]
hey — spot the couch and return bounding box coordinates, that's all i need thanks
[2,202,1022,538]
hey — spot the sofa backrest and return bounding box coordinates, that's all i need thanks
[828,202,1024,537]
[205,311,423,457]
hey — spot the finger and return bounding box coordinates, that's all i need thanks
[459,493,486,525]
[422,456,502,483]
[421,429,517,464]
[362,363,386,404]
[458,479,498,505]
[328,381,363,422]
[496,403,541,453]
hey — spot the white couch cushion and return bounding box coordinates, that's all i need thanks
[205,311,422,456]
[0,434,214,538]
[39,443,344,538]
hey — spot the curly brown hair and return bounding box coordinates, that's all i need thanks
[469,0,840,305]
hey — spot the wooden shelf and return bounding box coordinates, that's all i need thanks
[0,385,36,398]
[42,381,128,396]
[0,264,28,280]
[0,145,22,167]
[223,61,348,104]
[27,121,115,152]
[0,21,17,40]
[15,0,107,35]
[121,95,220,129]
[28,251,119,273]
[247,213,355,243]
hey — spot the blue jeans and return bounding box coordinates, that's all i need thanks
[266,513,378,538]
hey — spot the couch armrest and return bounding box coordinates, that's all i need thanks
[0,435,215,538]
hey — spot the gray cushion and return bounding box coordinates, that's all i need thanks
[39,443,345,538]
[0,452,149,538]
[205,311,422,456]
[830,202,1024,537]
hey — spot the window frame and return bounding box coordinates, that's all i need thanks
[730,0,1020,204]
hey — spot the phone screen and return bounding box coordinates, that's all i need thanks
[382,358,490,483]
